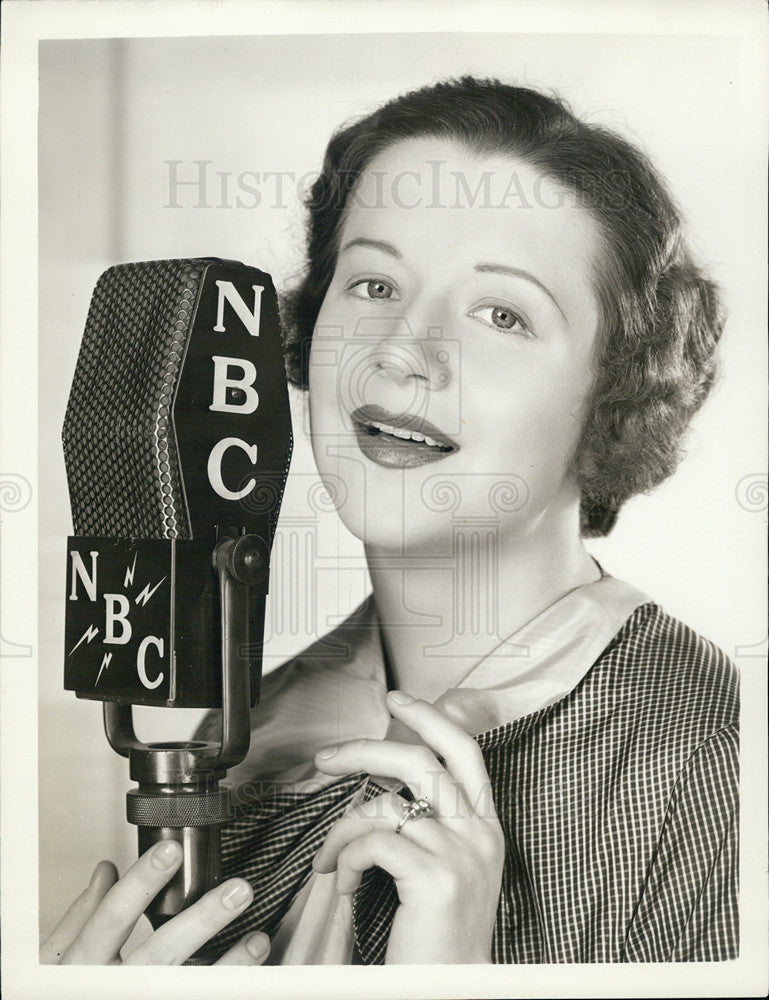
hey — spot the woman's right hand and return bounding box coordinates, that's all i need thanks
[39,840,269,966]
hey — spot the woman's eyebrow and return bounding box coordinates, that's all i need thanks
[339,237,402,259]
[475,262,566,321]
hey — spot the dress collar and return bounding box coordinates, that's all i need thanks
[429,574,651,736]
[233,574,651,791]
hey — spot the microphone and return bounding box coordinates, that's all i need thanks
[62,259,292,952]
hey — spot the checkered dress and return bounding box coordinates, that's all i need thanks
[199,603,738,963]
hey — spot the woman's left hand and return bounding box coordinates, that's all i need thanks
[312,690,505,964]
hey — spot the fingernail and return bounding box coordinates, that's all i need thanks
[389,690,413,705]
[222,880,252,910]
[316,746,338,759]
[246,932,269,959]
[151,840,181,870]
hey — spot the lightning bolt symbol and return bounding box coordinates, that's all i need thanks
[69,624,99,656]
[95,651,112,686]
[135,576,167,607]
[124,552,138,588]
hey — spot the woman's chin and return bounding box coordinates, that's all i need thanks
[330,500,453,556]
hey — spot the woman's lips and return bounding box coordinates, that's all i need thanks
[350,404,458,469]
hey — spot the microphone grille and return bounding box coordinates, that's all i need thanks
[63,260,208,539]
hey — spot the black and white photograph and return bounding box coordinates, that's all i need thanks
[0,1,767,998]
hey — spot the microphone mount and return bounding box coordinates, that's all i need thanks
[103,532,264,936]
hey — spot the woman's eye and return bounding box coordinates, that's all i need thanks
[347,278,397,300]
[469,303,530,335]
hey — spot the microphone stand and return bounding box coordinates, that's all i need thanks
[103,532,265,964]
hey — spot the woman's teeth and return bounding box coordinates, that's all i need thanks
[365,420,450,450]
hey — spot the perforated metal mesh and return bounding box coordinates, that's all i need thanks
[63,259,210,538]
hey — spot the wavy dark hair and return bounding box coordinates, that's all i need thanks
[281,76,724,536]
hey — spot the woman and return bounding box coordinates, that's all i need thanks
[41,77,737,966]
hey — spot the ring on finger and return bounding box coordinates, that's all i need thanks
[394,797,433,835]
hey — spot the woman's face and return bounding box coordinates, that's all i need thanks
[308,138,604,553]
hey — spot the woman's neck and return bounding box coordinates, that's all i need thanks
[365,509,601,703]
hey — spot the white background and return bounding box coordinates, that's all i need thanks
[2,2,767,999]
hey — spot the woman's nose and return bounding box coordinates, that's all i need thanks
[358,314,453,391]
